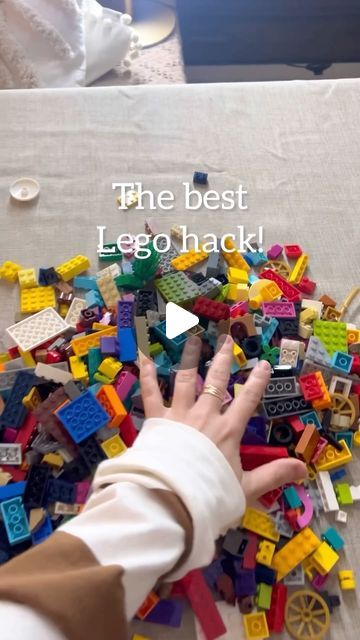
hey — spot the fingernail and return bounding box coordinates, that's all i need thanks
[257,360,271,372]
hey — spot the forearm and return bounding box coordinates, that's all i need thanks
[0,418,245,640]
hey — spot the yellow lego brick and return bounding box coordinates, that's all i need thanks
[227,283,248,302]
[71,326,117,357]
[97,273,120,309]
[302,555,318,582]
[22,387,42,411]
[132,635,151,640]
[256,540,276,567]
[272,528,320,581]
[69,355,89,384]
[243,611,269,640]
[18,268,37,289]
[315,439,352,472]
[300,308,317,324]
[241,508,280,543]
[227,267,249,284]
[94,372,113,384]
[233,343,247,368]
[101,434,127,458]
[19,348,36,367]
[55,255,90,282]
[42,453,64,470]
[20,287,56,314]
[117,189,139,209]
[222,238,250,271]
[171,246,208,271]
[58,303,69,318]
[92,322,108,331]
[98,357,122,380]
[348,328,360,345]
[0,260,22,283]
[289,254,308,283]
[311,541,339,576]
[338,570,356,590]
[0,353,10,364]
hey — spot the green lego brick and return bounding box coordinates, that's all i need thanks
[335,483,353,506]
[114,274,145,290]
[256,582,272,610]
[155,272,200,306]
[98,243,123,262]
[313,320,348,356]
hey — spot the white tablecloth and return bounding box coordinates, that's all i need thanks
[0,80,360,639]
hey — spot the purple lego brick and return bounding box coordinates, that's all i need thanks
[100,336,119,356]
[144,599,184,627]
[262,301,296,318]
[117,300,134,329]
[202,559,224,589]
[235,570,257,597]
[242,416,267,445]
[267,244,283,260]
[114,370,137,402]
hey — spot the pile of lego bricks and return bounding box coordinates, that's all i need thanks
[0,230,359,640]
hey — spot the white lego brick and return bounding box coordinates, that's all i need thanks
[279,338,300,367]
[64,297,86,329]
[35,362,72,385]
[301,299,323,318]
[316,471,339,512]
[6,308,69,352]
[96,263,121,279]
[329,376,352,398]
[335,510,348,524]
[54,502,80,516]
[350,485,360,502]
[0,443,22,466]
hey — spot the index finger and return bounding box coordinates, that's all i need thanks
[226,360,271,435]
[139,353,164,418]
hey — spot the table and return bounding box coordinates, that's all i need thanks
[0,80,359,639]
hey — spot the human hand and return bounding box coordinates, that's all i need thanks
[139,334,306,503]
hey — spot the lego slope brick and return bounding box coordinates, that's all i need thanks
[6,307,69,352]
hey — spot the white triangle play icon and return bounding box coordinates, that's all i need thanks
[165,302,199,339]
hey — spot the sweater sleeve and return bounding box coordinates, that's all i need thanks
[0,418,246,640]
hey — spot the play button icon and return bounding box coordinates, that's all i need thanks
[165,302,199,339]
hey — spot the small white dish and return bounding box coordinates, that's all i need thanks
[10,177,40,202]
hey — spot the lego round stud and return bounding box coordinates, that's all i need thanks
[9,177,40,202]
[285,590,330,640]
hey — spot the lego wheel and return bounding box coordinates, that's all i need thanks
[285,590,330,640]
[263,260,291,278]
[330,393,356,431]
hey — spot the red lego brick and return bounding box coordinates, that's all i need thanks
[284,508,300,531]
[287,415,306,439]
[284,244,302,259]
[259,269,301,302]
[259,488,282,509]
[45,350,62,364]
[180,570,226,640]
[136,591,160,619]
[266,583,287,633]
[299,373,324,401]
[7,346,20,360]
[5,466,27,482]
[243,532,258,569]
[192,296,230,322]
[14,413,37,453]
[119,413,137,446]
[296,277,316,295]
[351,355,360,376]
[240,445,289,471]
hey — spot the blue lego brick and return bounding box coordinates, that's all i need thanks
[85,289,104,308]
[118,327,137,362]
[153,320,188,353]
[283,486,302,509]
[335,431,353,450]
[23,464,51,508]
[0,482,26,502]
[145,599,184,627]
[193,171,208,185]
[235,569,257,597]
[56,390,110,443]
[32,514,53,546]
[117,300,134,329]
[46,478,76,505]
[0,370,36,429]
[253,314,279,346]
[300,411,322,431]
[73,275,98,290]
[38,267,59,286]
[331,351,353,374]
[330,468,347,482]
[202,558,224,589]
[0,497,31,545]
[88,347,102,385]
[255,564,276,585]
[322,527,345,551]
[246,251,267,267]
[100,336,118,356]
[154,351,172,377]
[248,274,259,285]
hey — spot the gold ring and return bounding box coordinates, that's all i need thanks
[201,384,224,402]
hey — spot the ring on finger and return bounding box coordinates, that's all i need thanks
[201,383,224,402]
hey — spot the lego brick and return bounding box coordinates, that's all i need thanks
[315,471,339,512]
[256,540,276,568]
[335,510,348,524]
[311,541,339,575]
[284,244,302,258]
[242,508,280,543]
[6,307,69,352]
[262,396,311,420]
[256,582,272,610]
[222,237,250,271]
[193,171,208,184]
[56,390,110,443]
[243,611,269,640]
[0,370,36,429]
[272,528,320,581]
[300,410,322,430]
[0,481,26,502]
[338,570,356,590]
[0,260,23,282]
[259,269,300,302]
[117,328,137,362]
[331,351,353,374]
[266,583,287,633]
[283,486,302,509]
[283,565,305,586]
[288,254,308,283]
[134,316,150,358]
[73,275,98,290]
[0,444,22,466]
[64,297,86,328]
[136,591,160,619]
[322,527,344,551]
[171,246,208,271]
[264,376,297,398]
[96,385,127,428]
[313,320,348,356]
[18,268,37,289]
[315,440,352,472]
[279,338,300,368]
[55,255,90,281]
[32,514,53,545]
[180,569,227,640]
[0,497,31,545]
[71,326,117,357]
[262,301,296,318]
[34,362,72,385]
[101,433,127,458]
[240,445,288,471]
[155,271,200,305]
[193,296,229,322]
[335,482,353,506]
[143,598,183,627]
[23,464,51,508]
[46,478,76,505]
[117,300,134,329]
[20,286,56,314]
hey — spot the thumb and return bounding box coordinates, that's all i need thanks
[241,458,307,503]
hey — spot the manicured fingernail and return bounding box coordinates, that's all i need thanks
[257,360,271,372]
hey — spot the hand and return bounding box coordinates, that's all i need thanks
[139,334,306,504]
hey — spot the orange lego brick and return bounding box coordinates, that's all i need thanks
[312,372,332,410]
[96,385,127,428]
[295,424,320,463]
[136,591,160,620]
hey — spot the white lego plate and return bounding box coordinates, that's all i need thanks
[6,307,69,352]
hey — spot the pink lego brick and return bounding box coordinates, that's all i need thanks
[262,301,296,318]
[230,300,249,318]
[75,481,91,504]
[114,370,138,402]
[267,244,283,260]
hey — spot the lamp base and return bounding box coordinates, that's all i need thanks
[131,0,176,48]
